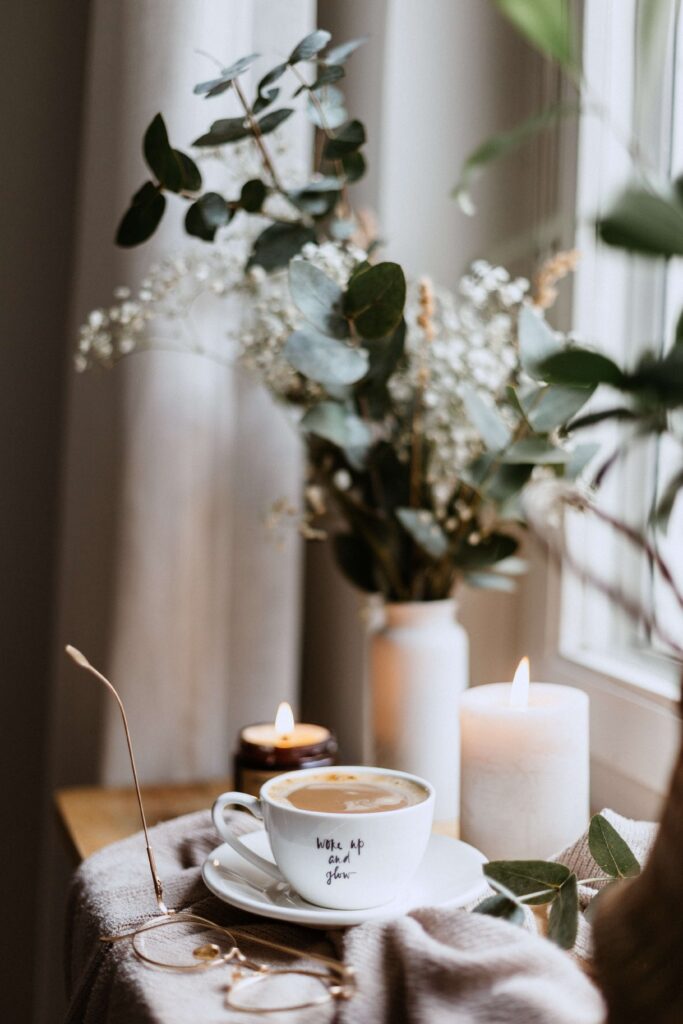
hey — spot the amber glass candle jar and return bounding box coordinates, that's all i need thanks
[234,702,337,796]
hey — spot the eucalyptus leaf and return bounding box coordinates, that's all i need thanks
[588,814,641,878]
[307,85,348,129]
[289,30,331,64]
[454,103,577,214]
[465,572,517,592]
[307,64,345,91]
[239,179,267,213]
[257,108,294,135]
[396,509,449,559]
[257,63,287,97]
[522,384,594,431]
[285,329,368,385]
[342,151,366,182]
[518,305,563,378]
[484,860,570,905]
[184,192,232,241]
[344,262,406,339]
[493,0,576,67]
[323,119,366,158]
[116,182,166,247]
[333,533,377,592]
[455,532,518,570]
[539,348,626,388]
[247,222,316,271]
[143,114,200,194]
[474,893,525,925]
[462,386,511,451]
[324,36,369,64]
[565,443,599,479]
[193,117,250,147]
[503,438,570,464]
[598,186,683,258]
[301,402,371,462]
[547,874,579,949]
[289,261,348,338]
[194,53,260,97]
[288,186,339,216]
[651,468,683,530]
[175,150,202,192]
[484,463,533,503]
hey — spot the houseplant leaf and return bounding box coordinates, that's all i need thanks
[344,262,406,339]
[588,814,641,878]
[116,182,166,247]
[289,30,331,64]
[284,329,368,385]
[323,119,366,159]
[184,192,232,241]
[247,223,316,270]
[289,261,349,338]
[194,53,260,97]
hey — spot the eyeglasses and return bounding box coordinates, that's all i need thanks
[66,645,356,1014]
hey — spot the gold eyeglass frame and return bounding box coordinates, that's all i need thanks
[66,645,356,1014]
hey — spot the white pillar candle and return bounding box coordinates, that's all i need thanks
[460,658,589,860]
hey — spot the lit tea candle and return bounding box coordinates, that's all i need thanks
[234,702,337,796]
[459,658,589,859]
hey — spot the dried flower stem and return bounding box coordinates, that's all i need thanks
[531,249,580,309]
[409,278,435,510]
[232,78,286,194]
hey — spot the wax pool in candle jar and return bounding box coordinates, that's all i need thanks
[234,702,337,796]
[459,658,589,860]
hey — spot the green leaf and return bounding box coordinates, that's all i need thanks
[323,119,366,158]
[307,85,348,130]
[474,893,525,925]
[194,53,260,97]
[362,320,407,386]
[588,814,641,879]
[539,348,626,388]
[522,384,594,432]
[342,150,366,182]
[289,30,331,64]
[518,305,563,378]
[324,36,369,64]
[598,186,683,258]
[285,329,368,385]
[484,860,570,905]
[675,308,683,345]
[143,114,185,193]
[239,179,267,213]
[502,438,570,464]
[184,192,232,241]
[462,386,511,451]
[301,402,371,461]
[483,463,533,503]
[257,108,294,135]
[289,261,348,338]
[247,223,316,271]
[565,443,599,479]
[193,116,250,147]
[332,533,377,592]
[116,182,166,247]
[175,150,202,192]
[465,572,517,592]
[547,874,579,949]
[288,185,339,217]
[257,63,287,98]
[344,262,406,339]
[651,468,683,530]
[453,103,577,214]
[454,532,518,570]
[493,0,576,67]
[395,509,449,559]
[305,64,345,91]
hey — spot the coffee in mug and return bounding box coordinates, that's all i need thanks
[212,765,435,910]
[269,770,429,814]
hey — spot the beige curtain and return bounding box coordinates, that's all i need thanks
[50,0,315,788]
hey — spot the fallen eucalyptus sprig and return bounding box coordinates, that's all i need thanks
[474,813,641,949]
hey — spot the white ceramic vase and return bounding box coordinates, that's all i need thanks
[369,599,469,825]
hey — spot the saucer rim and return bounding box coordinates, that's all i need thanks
[201,831,488,927]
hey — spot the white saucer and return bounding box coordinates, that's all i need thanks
[202,830,488,928]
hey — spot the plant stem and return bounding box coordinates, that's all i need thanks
[232,78,286,193]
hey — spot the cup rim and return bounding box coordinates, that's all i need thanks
[260,764,435,819]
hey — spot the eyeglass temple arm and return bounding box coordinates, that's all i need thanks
[65,645,170,915]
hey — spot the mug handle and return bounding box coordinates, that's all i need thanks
[211,792,285,882]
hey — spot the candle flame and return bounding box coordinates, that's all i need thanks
[510,656,530,708]
[274,701,295,738]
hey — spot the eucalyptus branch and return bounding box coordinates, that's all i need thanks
[232,78,286,193]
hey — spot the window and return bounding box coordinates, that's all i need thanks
[538,0,682,814]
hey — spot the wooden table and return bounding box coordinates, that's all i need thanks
[55,780,458,862]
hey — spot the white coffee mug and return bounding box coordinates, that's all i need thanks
[212,765,435,910]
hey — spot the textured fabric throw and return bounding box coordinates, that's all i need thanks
[65,809,655,1024]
